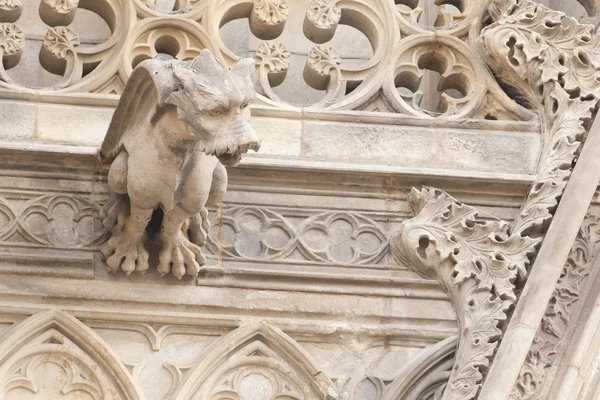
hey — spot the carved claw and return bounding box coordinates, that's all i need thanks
[158,232,205,279]
[102,194,129,234]
[102,231,149,274]
[186,208,210,248]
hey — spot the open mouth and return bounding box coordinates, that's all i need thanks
[215,141,261,166]
[217,152,243,166]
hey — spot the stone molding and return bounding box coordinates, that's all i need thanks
[511,213,600,399]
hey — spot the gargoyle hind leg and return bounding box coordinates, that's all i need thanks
[102,151,152,274]
[101,204,152,274]
[158,207,205,279]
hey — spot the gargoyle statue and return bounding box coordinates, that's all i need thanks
[100,50,260,279]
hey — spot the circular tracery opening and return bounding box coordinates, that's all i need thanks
[218,1,377,107]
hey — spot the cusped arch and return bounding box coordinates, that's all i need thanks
[175,321,338,400]
[0,309,143,400]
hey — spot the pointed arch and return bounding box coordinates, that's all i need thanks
[0,310,143,400]
[175,321,338,400]
[381,336,457,400]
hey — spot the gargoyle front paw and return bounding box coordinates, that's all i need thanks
[158,233,205,279]
[101,232,149,275]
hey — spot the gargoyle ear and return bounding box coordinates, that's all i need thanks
[190,49,223,77]
[172,68,196,92]
[230,58,255,80]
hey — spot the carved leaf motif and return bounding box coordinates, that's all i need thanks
[43,0,79,13]
[306,45,341,76]
[481,0,600,236]
[448,290,511,399]
[392,188,537,400]
[0,23,23,55]
[44,26,80,59]
[306,0,341,29]
[252,0,288,25]
[407,188,536,301]
[0,0,23,9]
[255,41,290,73]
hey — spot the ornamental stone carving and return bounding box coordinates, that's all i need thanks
[392,188,537,400]
[385,2,600,398]
[481,0,600,238]
[511,213,600,399]
[100,50,260,279]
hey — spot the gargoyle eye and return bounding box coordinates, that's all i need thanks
[209,108,225,117]
[240,102,249,109]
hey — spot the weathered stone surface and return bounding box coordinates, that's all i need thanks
[0,0,599,399]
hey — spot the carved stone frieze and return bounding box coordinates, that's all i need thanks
[0,193,102,248]
[391,188,537,400]
[511,213,600,399]
[206,206,390,266]
[100,50,260,279]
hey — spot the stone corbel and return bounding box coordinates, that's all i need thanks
[391,188,538,400]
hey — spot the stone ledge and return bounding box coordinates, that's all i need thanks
[0,98,542,179]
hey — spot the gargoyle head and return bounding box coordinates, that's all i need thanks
[165,49,261,166]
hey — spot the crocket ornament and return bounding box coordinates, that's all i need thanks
[100,50,261,279]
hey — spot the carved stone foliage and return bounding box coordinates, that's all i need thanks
[0,193,102,248]
[100,51,260,279]
[391,188,537,400]
[480,0,600,237]
[511,214,600,399]
[0,310,143,399]
[206,206,389,265]
[382,2,600,399]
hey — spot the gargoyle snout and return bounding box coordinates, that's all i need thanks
[230,118,261,154]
